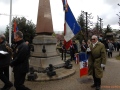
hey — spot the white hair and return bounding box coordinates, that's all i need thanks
[92,35,98,39]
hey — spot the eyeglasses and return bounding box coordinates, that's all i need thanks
[91,39,95,40]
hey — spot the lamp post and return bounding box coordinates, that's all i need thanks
[99,18,103,33]
[81,11,93,40]
[97,16,103,34]
[81,11,88,40]
[9,0,12,82]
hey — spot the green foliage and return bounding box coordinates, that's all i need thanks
[104,24,112,35]
[5,17,36,43]
[76,13,86,43]
[77,14,85,32]
[106,24,112,33]
[95,23,100,31]
[103,24,113,39]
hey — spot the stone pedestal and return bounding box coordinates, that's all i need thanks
[30,35,64,70]
[28,0,75,81]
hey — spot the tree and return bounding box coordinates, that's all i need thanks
[103,24,113,40]
[5,17,36,43]
[104,24,112,35]
[76,13,86,43]
[91,23,101,36]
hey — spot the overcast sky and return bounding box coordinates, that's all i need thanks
[0,0,120,33]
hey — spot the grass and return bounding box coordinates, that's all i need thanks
[115,55,120,60]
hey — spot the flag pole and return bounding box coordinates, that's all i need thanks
[9,0,12,81]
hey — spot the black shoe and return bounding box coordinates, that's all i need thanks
[91,84,96,88]
[24,87,31,90]
[103,67,105,71]
[96,86,100,90]
[1,82,13,90]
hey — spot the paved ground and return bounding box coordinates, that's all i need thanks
[0,51,120,90]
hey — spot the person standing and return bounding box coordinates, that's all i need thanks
[10,31,30,90]
[61,41,66,61]
[113,41,117,51]
[107,40,114,58]
[70,41,75,61]
[86,39,91,58]
[81,41,87,52]
[72,41,78,53]
[88,35,106,90]
[116,41,120,52]
[0,34,13,90]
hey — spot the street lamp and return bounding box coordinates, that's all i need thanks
[81,11,93,40]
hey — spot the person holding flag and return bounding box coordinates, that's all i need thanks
[88,35,106,90]
[61,41,66,61]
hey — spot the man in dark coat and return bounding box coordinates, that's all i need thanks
[73,41,78,53]
[88,35,106,90]
[61,41,66,60]
[10,31,30,90]
[70,42,75,61]
[0,34,13,90]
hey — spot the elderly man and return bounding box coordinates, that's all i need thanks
[10,31,30,90]
[0,34,13,90]
[88,35,106,90]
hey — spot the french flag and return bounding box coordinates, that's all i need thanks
[62,0,81,49]
[13,20,18,32]
[79,52,88,77]
[64,6,81,42]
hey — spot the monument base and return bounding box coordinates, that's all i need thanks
[30,56,65,71]
[30,35,65,70]
[27,68,76,81]
[29,35,76,81]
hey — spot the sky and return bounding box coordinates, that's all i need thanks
[0,0,120,33]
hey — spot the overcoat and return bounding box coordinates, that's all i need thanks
[10,40,29,73]
[88,42,106,78]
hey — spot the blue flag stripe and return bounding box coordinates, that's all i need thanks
[65,6,81,35]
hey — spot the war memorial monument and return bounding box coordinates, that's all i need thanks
[29,0,75,81]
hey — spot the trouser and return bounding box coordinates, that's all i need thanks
[14,72,29,90]
[3,66,9,80]
[61,51,66,60]
[0,66,12,86]
[93,68,101,87]
[117,47,119,51]
[108,52,112,57]
[70,51,75,61]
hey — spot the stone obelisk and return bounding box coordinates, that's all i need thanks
[36,0,53,35]
[30,0,64,70]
